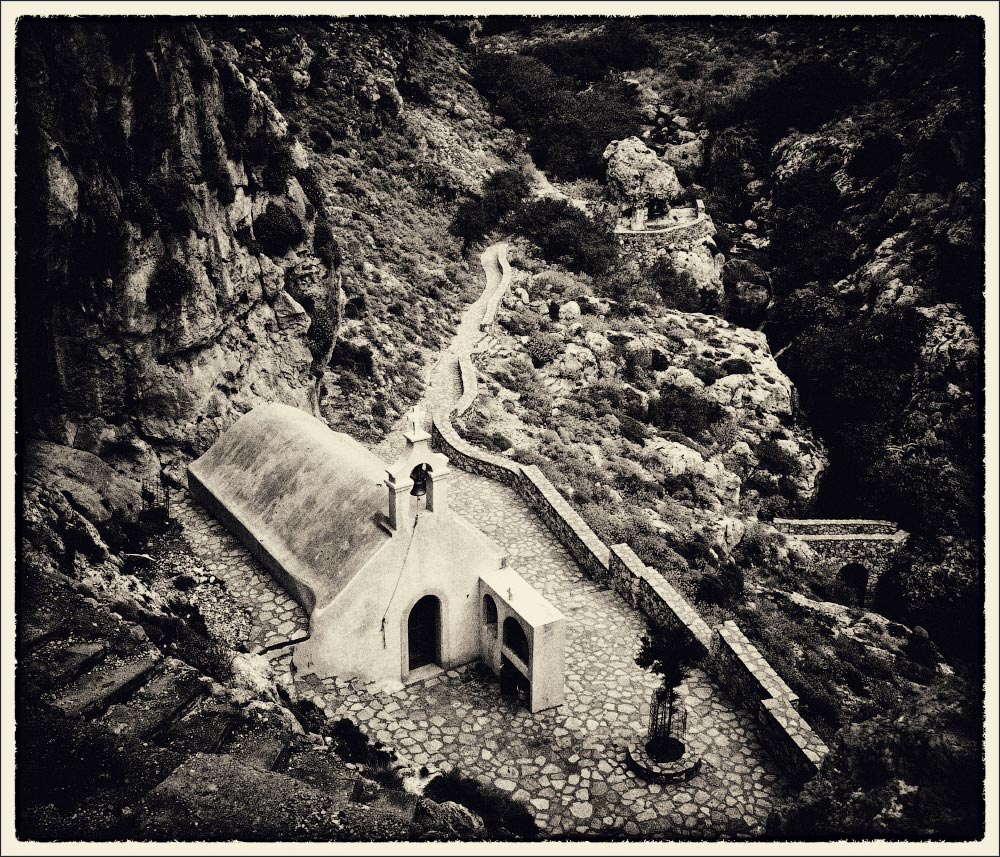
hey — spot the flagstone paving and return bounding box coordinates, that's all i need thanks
[172,495,310,656]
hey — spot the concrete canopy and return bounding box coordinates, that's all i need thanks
[188,402,390,613]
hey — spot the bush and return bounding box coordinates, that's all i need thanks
[424,770,538,840]
[450,167,531,244]
[471,53,641,180]
[253,203,304,257]
[647,384,727,440]
[696,561,745,606]
[501,307,541,337]
[649,257,702,312]
[516,198,619,276]
[295,166,325,208]
[525,331,562,367]
[147,258,197,310]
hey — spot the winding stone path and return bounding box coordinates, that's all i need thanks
[178,242,792,838]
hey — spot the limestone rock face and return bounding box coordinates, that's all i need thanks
[603,136,683,207]
[17,20,338,476]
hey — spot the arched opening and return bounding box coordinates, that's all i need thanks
[837,563,870,607]
[483,594,498,638]
[503,616,529,666]
[407,594,440,671]
[409,463,428,498]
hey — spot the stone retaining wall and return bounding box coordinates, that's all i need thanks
[616,217,715,266]
[774,518,899,536]
[710,622,828,784]
[608,544,713,652]
[710,621,798,711]
[455,354,480,417]
[514,465,612,585]
[759,698,830,785]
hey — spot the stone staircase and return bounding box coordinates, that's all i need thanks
[16,569,423,842]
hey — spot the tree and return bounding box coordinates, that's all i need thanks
[635,623,704,758]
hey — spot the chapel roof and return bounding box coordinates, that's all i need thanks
[188,402,390,610]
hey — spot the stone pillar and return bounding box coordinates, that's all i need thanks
[426,467,451,515]
[385,472,414,531]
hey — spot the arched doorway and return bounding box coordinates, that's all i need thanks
[407,595,440,671]
[837,563,869,607]
[503,616,530,665]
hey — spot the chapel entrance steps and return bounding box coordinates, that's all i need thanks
[15,580,415,841]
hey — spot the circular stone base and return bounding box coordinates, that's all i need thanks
[626,737,702,783]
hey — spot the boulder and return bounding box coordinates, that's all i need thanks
[558,300,581,321]
[603,137,683,209]
[24,441,141,524]
[413,797,486,840]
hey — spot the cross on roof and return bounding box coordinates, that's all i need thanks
[407,406,426,435]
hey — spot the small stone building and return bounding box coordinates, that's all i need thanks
[188,402,565,708]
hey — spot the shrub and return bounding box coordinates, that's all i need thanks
[450,167,531,244]
[471,53,641,180]
[696,561,745,606]
[147,258,197,310]
[647,384,727,440]
[516,198,619,276]
[649,256,703,312]
[525,331,562,367]
[424,770,538,840]
[295,166,325,208]
[253,203,304,257]
[720,357,753,375]
[313,218,341,267]
[501,307,541,336]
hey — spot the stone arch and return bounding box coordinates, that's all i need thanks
[837,563,870,607]
[503,616,530,666]
[483,593,498,638]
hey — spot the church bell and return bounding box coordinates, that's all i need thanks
[409,465,428,497]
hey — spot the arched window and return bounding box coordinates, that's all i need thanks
[483,594,498,638]
[503,616,529,666]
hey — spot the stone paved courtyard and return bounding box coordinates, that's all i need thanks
[297,472,790,838]
[174,244,792,838]
[173,496,309,658]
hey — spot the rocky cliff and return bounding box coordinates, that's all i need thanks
[16,17,514,479]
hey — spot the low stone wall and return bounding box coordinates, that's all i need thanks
[774,518,899,536]
[432,410,520,485]
[616,217,715,263]
[709,621,828,784]
[760,698,830,785]
[480,244,512,331]
[454,354,480,417]
[514,465,612,585]
[710,621,798,711]
[608,544,713,652]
